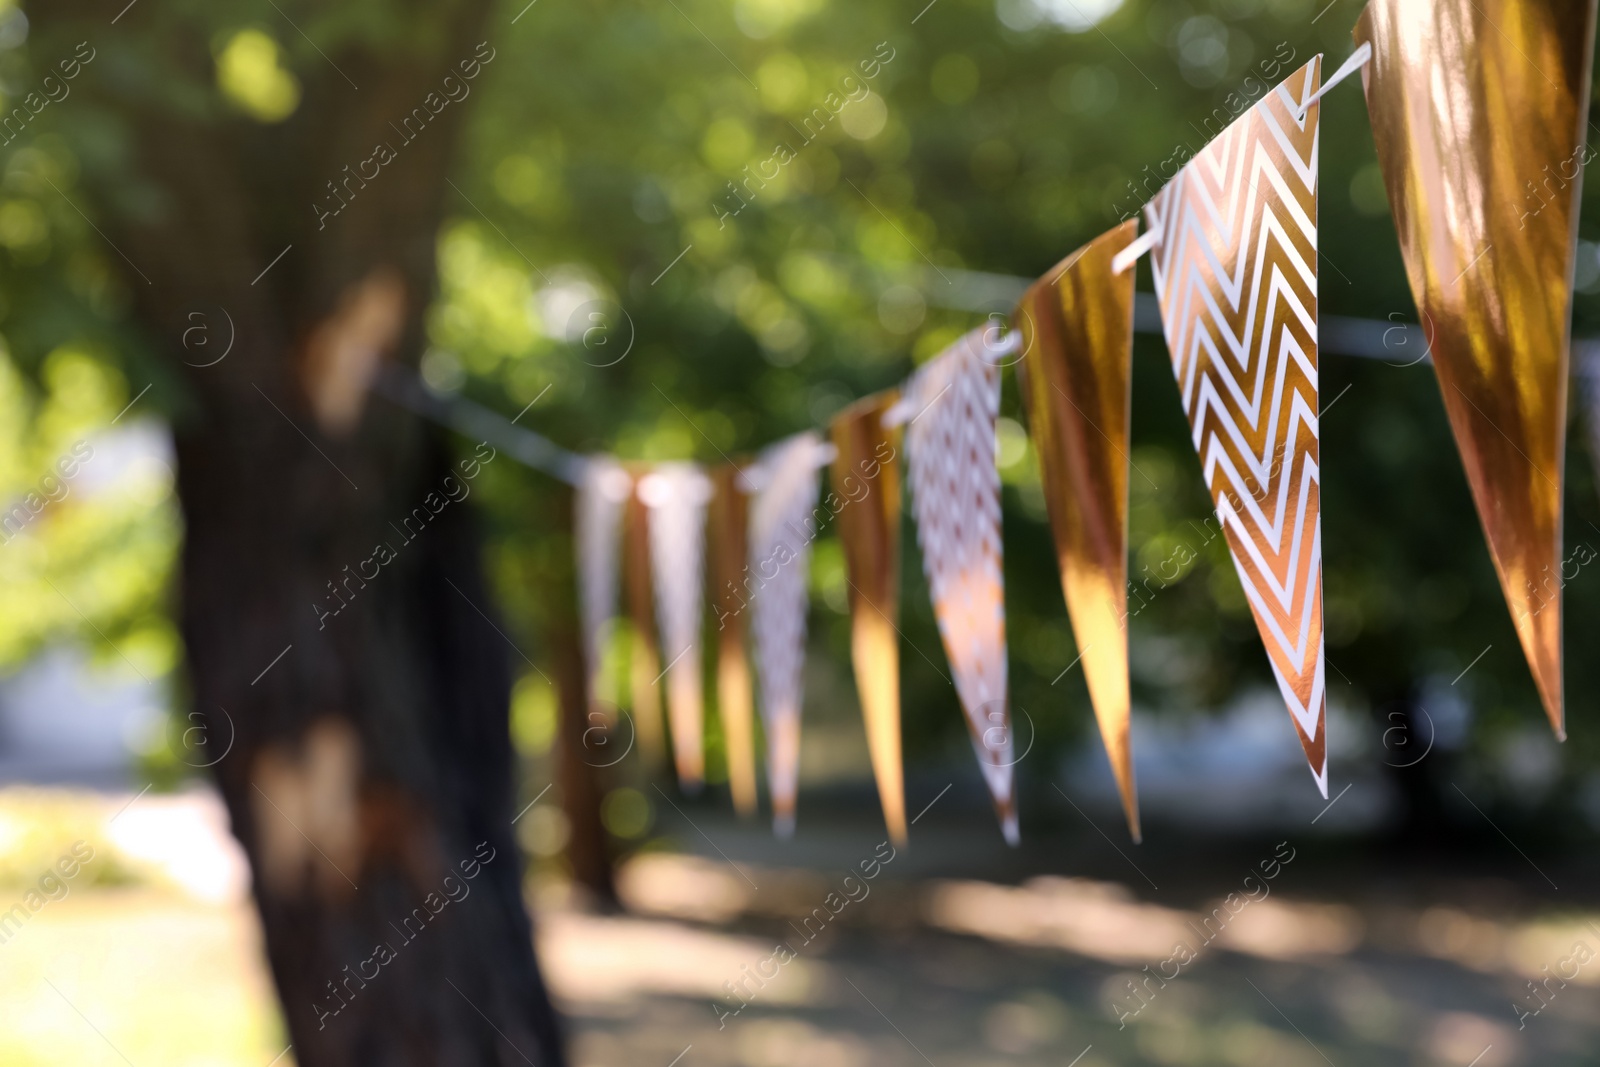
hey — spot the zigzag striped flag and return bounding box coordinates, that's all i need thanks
[574,456,632,715]
[896,331,1018,845]
[746,432,826,837]
[1145,57,1330,796]
[639,462,713,790]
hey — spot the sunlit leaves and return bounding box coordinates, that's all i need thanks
[732,0,829,41]
[0,346,179,678]
[493,153,569,221]
[430,222,543,374]
[213,28,300,123]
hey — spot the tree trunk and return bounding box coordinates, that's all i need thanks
[541,488,619,906]
[31,4,568,1063]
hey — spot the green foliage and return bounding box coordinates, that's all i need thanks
[0,341,179,679]
[0,789,145,889]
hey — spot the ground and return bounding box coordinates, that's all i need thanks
[1,784,1596,1067]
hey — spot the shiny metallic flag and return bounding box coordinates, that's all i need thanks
[1016,221,1141,839]
[708,462,758,818]
[1146,58,1329,795]
[830,394,908,845]
[1354,0,1597,737]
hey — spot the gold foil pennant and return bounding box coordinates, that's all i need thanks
[830,393,908,846]
[1016,220,1142,840]
[1354,0,1597,737]
[709,463,758,818]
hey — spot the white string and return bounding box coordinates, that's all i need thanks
[1111,224,1161,275]
[882,396,917,428]
[988,331,1022,357]
[1298,43,1372,118]
[390,44,1386,486]
[741,438,837,492]
[1106,48,1371,279]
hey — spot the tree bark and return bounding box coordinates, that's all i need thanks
[30,4,568,1063]
[540,489,619,906]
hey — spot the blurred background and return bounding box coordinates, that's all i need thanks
[1,0,1599,1064]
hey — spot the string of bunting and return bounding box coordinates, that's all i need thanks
[413,0,1599,845]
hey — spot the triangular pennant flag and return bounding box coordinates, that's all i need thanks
[1146,58,1330,796]
[708,462,759,818]
[746,432,826,837]
[575,457,632,717]
[1015,221,1141,841]
[830,394,908,846]
[1354,0,1597,738]
[899,331,1019,845]
[623,476,666,768]
[640,463,712,790]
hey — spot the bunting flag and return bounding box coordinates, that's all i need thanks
[897,331,1018,845]
[639,463,712,789]
[1354,0,1597,738]
[575,457,632,716]
[622,479,666,768]
[708,463,758,818]
[1145,57,1329,795]
[1015,221,1141,840]
[746,432,826,837]
[830,394,908,846]
[447,16,1596,843]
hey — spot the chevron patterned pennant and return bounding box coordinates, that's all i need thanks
[897,330,1018,845]
[1145,56,1329,796]
[575,456,632,716]
[746,432,826,837]
[639,462,713,791]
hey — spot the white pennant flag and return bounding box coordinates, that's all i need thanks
[894,330,1017,844]
[639,463,713,790]
[575,457,632,712]
[746,432,827,837]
